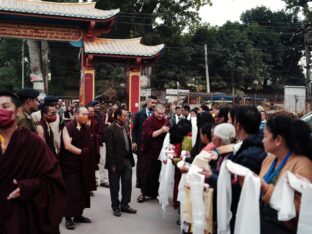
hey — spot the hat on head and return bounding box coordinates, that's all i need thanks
[88,100,100,107]
[213,123,235,145]
[44,96,59,105]
[17,88,39,101]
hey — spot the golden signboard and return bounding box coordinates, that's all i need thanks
[0,22,83,41]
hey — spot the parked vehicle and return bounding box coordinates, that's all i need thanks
[301,112,312,129]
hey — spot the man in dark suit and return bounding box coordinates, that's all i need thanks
[105,109,137,217]
[131,95,157,188]
[169,105,182,126]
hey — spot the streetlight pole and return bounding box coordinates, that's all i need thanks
[204,44,210,93]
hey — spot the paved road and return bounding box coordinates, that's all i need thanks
[60,173,179,234]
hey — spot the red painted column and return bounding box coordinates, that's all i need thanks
[80,69,95,106]
[80,52,95,106]
[126,64,141,114]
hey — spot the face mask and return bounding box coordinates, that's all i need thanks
[0,109,15,129]
[49,115,57,123]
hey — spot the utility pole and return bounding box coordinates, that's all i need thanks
[232,76,235,106]
[304,29,311,96]
[22,39,25,89]
[204,44,210,93]
[177,81,180,101]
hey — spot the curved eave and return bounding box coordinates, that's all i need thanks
[88,51,163,61]
[84,38,165,58]
[0,11,118,23]
[0,0,119,22]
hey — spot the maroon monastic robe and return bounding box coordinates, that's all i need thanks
[140,114,170,197]
[0,128,66,234]
[88,118,102,167]
[39,118,57,157]
[88,118,102,191]
[59,120,95,217]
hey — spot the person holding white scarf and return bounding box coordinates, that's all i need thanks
[203,106,266,233]
[186,112,215,165]
[259,115,312,234]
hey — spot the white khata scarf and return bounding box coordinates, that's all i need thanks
[158,133,174,215]
[218,160,261,234]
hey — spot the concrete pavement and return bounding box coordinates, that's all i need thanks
[60,174,180,234]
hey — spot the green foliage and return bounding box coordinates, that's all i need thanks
[96,0,211,39]
[94,0,212,94]
[47,42,81,96]
[97,1,304,93]
[283,0,312,21]
[0,2,306,95]
[0,39,31,92]
[241,6,305,88]
[152,6,304,93]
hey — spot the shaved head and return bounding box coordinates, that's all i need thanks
[75,106,88,115]
[154,104,166,120]
[154,104,165,112]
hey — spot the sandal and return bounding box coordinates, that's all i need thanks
[137,194,145,203]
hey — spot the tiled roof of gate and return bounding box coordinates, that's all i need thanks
[0,0,119,20]
[84,38,164,57]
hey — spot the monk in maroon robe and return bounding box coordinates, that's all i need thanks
[87,106,102,190]
[138,104,170,202]
[0,92,66,234]
[37,104,58,157]
[59,106,94,230]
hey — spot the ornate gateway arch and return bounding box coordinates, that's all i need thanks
[0,0,164,112]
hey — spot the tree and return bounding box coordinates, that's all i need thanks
[283,0,312,21]
[96,0,211,39]
[215,22,270,92]
[0,39,31,92]
[43,0,213,95]
[94,0,212,91]
[241,7,305,89]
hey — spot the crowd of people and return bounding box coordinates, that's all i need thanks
[1,89,312,234]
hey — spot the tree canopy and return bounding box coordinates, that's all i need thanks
[0,2,307,96]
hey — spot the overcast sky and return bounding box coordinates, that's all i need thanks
[199,0,286,26]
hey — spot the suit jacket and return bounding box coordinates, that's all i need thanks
[132,108,148,151]
[94,111,106,143]
[169,114,182,126]
[105,122,135,170]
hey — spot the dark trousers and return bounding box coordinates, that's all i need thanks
[261,219,295,234]
[108,159,132,209]
[136,151,142,188]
